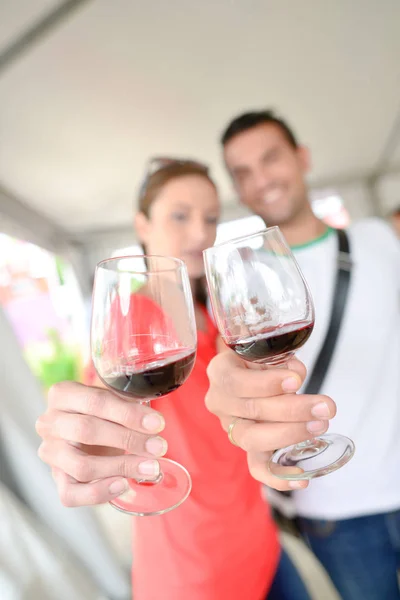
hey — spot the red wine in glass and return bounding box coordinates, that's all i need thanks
[227,321,314,363]
[102,349,196,400]
[91,255,197,516]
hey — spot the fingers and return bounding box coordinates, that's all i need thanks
[51,467,131,507]
[206,351,306,401]
[213,392,336,425]
[222,417,329,453]
[36,381,168,461]
[247,452,309,492]
[37,411,168,457]
[36,381,170,509]
[286,357,307,381]
[41,440,161,483]
[205,353,336,450]
[47,381,165,434]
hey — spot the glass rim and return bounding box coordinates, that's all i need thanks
[203,225,280,254]
[96,254,186,274]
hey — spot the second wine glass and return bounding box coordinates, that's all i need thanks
[203,227,355,480]
[91,255,197,516]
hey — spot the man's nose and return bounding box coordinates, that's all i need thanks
[253,168,271,192]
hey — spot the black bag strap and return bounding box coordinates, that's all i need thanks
[304,228,352,394]
[272,228,353,509]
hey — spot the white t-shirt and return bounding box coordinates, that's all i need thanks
[291,218,400,520]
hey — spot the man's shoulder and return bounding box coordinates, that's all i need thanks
[350,216,393,236]
[350,217,398,245]
[349,217,400,263]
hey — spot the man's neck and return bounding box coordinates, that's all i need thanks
[277,209,328,247]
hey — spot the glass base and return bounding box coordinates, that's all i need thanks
[109,458,192,516]
[268,433,355,480]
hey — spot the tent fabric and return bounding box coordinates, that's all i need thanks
[0,0,399,253]
[0,483,107,600]
[0,304,131,600]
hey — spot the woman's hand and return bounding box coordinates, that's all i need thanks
[36,381,167,506]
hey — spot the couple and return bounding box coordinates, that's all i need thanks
[36,110,400,600]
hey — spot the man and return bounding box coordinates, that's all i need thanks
[205,110,400,600]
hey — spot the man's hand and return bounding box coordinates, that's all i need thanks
[205,351,336,490]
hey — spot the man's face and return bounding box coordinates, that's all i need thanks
[223,123,311,226]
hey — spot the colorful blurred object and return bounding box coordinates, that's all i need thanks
[26,329,82,390]
[0,233,88,390]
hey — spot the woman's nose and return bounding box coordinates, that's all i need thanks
[189,221,208,245]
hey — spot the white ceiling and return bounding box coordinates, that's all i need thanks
[0,0,399,235]
[389,136,400,167]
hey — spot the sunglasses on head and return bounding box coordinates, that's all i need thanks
[139,156,209,198]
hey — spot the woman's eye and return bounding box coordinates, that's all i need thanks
[206,216,218,225]
[171,213,187,221]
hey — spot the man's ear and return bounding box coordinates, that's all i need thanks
[297,145,312,174]
[134,212,150,245]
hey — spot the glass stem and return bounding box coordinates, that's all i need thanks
[295,439,317,448]
[267,355,317,448]
[137,397,163,484]
[139,399,152,407]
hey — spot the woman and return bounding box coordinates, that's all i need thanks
[36,158,310,600]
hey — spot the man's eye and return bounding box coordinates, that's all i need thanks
[236,172,248,183]
[265,150,280,163]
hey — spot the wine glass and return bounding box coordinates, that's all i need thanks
[203,227,355,480]
[91,255,197,515]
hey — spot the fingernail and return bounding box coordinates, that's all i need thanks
[289,480,307,489]
[109,479,129,496]
[307,420,328,434]
[311,402,330,418]
[138,460,160,477]
[282,376,301,392]
[145,436,168,456]
[142,412,165,433]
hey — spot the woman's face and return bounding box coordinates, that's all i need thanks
[136,174,220,278]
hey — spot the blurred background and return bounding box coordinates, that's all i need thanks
[0,1,399,598]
